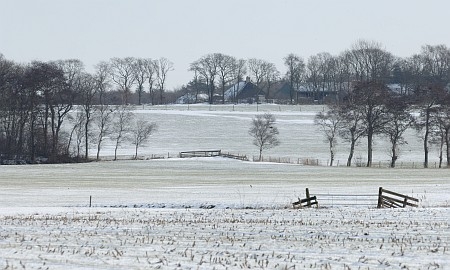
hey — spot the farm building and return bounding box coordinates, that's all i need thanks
[224,77,265,103]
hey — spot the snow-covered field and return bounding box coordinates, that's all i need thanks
[1,207,449,269]
[98,104,439,166]
[1,105,449,269]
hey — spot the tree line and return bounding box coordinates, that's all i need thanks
[315,81,450,168]
[0,56,161,163]
[1,39,450,164]
[185,40,450,105]
[306,41,450,169]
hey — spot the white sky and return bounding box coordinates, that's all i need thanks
[1,0,450,89]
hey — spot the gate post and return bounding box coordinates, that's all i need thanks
[306,188,311,207]
[377,187,383,208]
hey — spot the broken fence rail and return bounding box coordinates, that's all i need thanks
[377,187,419,208]
[294,187,419,209]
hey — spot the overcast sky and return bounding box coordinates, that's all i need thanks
[1,0,450,89]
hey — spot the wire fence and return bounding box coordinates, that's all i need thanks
[253,155,446,169]
[102,152,445,169]
[313,193,379,208]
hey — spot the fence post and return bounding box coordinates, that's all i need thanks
[377,187,383,208]
[306,188,311,207]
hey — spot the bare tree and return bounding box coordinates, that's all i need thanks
[414,84,446,168]
[53,59,84,159]
[142,58,157,105]
[352,81,391,167]
[433,93,450,168]
[78,73,97,160]
[307,52,334,103]
[109,57,136,105]
[67,110,86,160]
[111,105,134,161]
[334,52,354,101]
[189,54,219,104]
[335,104,365,166]
[382,96,414,167]
[248,59,279,100]
[315,109,341,166]
[155,57,174,104]
[230,58,247,103]
[132,58,149,105]
[94,105,114,161]
[349,40,394,83]
[263,62,280,100]
[130,118,157,159]
[216,53,236,104]
[249,113,280,161]
[284,54,305,104]
[248,58,267,88]
[410,45,450,168]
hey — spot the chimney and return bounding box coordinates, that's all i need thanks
[245,76,250,83]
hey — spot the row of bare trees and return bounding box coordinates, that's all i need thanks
[305,41,450,168]
[316,41,450,168]
[188,53,282,104]
[0,55,159,163]
[316,82,450,168]
[186,40,450,105]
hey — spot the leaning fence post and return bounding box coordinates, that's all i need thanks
[377,187,383,208]
[306,188,311,207]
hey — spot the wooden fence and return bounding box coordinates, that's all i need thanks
[221,152,249,161]
[179,150,222,158]
[179,150,248,161]
[293,188,318,208]
[294,187,419,209]
[377,187,419,208]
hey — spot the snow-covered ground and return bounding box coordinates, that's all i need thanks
[96,104,437,166]
[1,104,449,269]
[1,207,449,269]
[1,158,450,269]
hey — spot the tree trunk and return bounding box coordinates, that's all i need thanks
[114,140,119,161]
[259,148,263,161]
[390,142,397,168]
[222,81,225,104]
[138,85,143,105]
[329,140,334,166]
[96,137,102,161]
[43,105,49,157]
[367,130,373,167]
[84,118,89,161]
[30,114,36,163]
[347,140,356,167]
[446,128,450,167]
[423,110,430,168]
[134,144,139,160]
